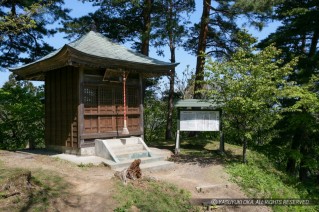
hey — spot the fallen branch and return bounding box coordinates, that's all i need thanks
[0,191,21,198]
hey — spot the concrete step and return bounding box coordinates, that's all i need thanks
[116,150,149,161]
[105,137,140,146]
[112,143,145,153]
[107,156,165,170]
[119,137,140,145]
[96,138,174,172]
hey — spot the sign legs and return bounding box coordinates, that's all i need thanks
[175,130,180,155]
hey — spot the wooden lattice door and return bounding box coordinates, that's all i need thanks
[82,84,140,136]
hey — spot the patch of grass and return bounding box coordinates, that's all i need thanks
[113,179,194,211]
[0,163,69,211]
[77,162,94,168]
[226,151,319,212]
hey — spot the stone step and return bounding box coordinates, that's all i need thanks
[112,143,145,153]
[96,137,174,172]
[119,137,140,145]
[106,156,165,170]
[105,137,140,147]
[116,150,149,161]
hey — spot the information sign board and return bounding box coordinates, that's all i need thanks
[179,110,220,131]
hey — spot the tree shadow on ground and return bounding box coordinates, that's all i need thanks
[15,148,61,156]
[150,139,242,167]
[170,149,242,167]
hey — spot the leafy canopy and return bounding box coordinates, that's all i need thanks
[202,43,319,160]
[0,75,44,150]
[0,0,70,68]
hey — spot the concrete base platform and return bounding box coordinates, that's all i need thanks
[104,156,175,172]
[51,147,175,172]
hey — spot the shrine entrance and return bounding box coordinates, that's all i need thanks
[82,83,140,135]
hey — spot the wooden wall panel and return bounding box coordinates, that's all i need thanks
[45,70,143,148]
[84,116,98,133]
[73,69,79,147]
[66,69,72,146]
[45,66,79,148]
[127,116,140,131]
[61,69,67,146]
[56,70,62,145]
[99,117,113,132]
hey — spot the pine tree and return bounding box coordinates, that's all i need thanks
[0,0,70,68]
[152,0,195,140]
[258,0,319,181]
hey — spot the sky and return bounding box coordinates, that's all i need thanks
[0,0,280,88]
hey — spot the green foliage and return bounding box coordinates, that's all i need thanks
[143,84,181,143]
[114,179,193,211]
[151,0,195,56]
[184,1,264,59]
[62,0,150,52]
[227,151,319,212]
[144,89,169,142]
[203,43,319,162]
[0,76,44,150]
[0,0,70,68]
[258,1,319,86]
[0,162,69,211]
[257,0,319,181]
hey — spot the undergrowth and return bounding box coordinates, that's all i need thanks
[113,179,194,212]
[0,162,69,211]
[226,151,319,212]
[173,139,318,211]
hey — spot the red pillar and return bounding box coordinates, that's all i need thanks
[122,72,129,134]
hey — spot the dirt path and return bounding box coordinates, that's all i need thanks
[0,150,117,211]
[152,163,270,212]
[0,150,271,211]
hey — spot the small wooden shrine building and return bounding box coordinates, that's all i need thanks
[10,31,178,154]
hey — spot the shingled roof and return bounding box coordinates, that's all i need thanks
[9,31,178,80]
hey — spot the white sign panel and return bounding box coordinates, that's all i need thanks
[180,111,220,131]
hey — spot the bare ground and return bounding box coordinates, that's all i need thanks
[0,150,271,211]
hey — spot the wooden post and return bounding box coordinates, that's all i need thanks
[219,110,224,153]
[175,130,180,155]
[122,72,129,135]
[78,67,84,148]
[139,74,144,140]
[175,108,181,155]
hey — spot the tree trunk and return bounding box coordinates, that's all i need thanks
[193,0,211,99]
[242,139,247,163]
[309,28,319,58]
[11,1,16,16]
[165,0,175,140]
[286,128,302,176]
[141,0,152,56]
[299,158,309,182]
[165,68,175,140]
[299,128,310,182]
